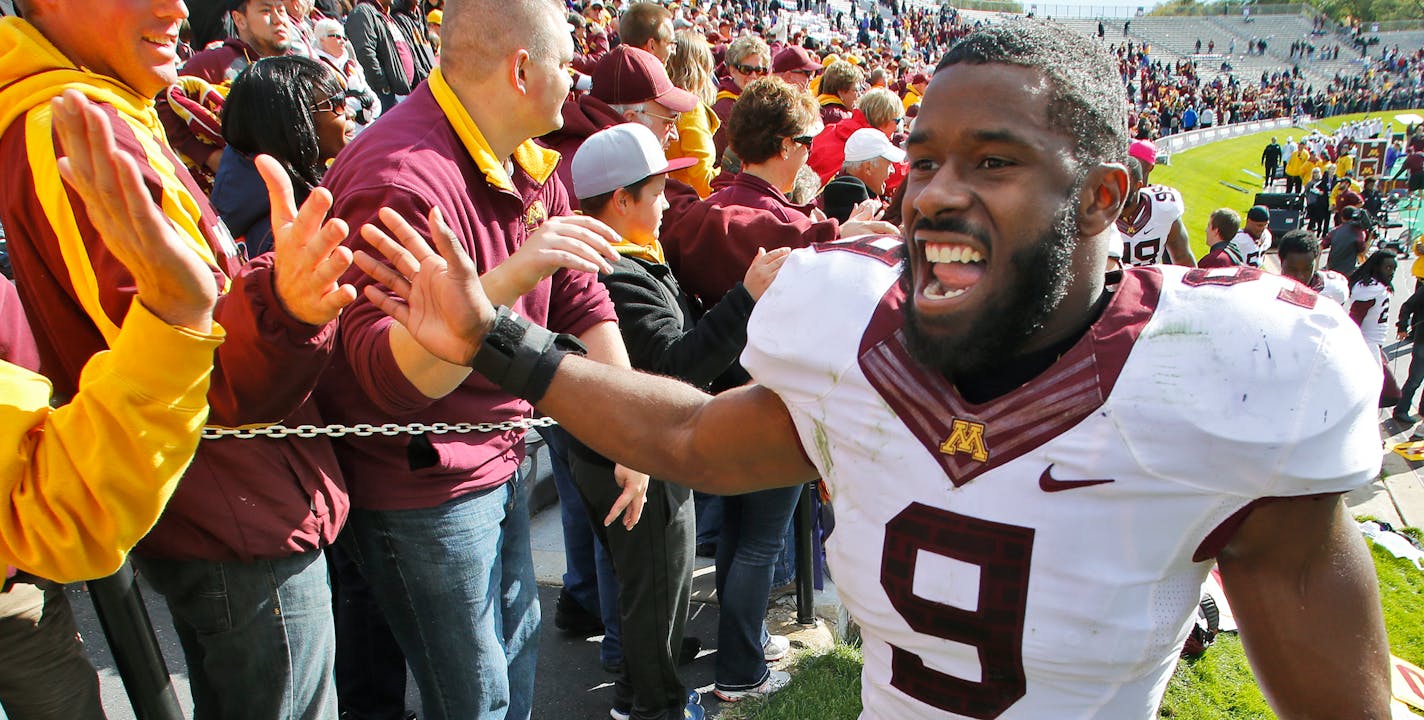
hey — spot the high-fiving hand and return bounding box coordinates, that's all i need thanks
[52,90,219,332]
[353,206,498,366]
[258,157,357,326]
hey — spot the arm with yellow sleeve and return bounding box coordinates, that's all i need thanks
[0,301,223,582]
[0,91,226,582]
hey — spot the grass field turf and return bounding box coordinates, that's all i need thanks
[1150,109,1424,258]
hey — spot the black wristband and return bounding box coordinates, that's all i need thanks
[469,306,587,404]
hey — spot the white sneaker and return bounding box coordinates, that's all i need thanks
[763,634,791,662]
[714,670,791,702]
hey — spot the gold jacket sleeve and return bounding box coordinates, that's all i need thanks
[0,301,223,582]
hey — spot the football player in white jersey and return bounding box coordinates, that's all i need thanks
[1276,228,1348,305]
[1348,250,1397,363]
[1115,154,1195,268]
[349,20,1392,720]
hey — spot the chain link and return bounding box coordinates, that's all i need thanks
[201,416,558,441]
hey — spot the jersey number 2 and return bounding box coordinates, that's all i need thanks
[881,503,1035,718]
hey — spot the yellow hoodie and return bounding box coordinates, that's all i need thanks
[0,18,228,582]
[0,17,227,343]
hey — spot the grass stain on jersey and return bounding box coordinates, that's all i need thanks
[1144,320,1205,338]
[811,420,835,475]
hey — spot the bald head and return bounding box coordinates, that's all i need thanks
[442,0,567,79]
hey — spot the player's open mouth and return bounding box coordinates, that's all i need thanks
[919,241,987,302]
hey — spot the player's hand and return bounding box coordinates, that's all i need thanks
[490,215,620,298]
[258,156,357,325]
[1399,330,1408,342]
[605,464,649,530]
[841,219,900,238]
[52,90,219,332]
[354,206,496,366]
[743,247,792,301]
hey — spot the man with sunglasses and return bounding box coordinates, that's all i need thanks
[541,45,699,212]
[711,35,769,163]
[772,45,820,92]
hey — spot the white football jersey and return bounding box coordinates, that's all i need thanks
[1348,278,1391,347]
[743,239,1382,720]
[1229,229,1272,268]
[1115,185,1185,266]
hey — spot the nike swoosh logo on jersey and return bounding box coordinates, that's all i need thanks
[1039,464,1115,492]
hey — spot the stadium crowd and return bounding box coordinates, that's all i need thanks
[0,0,1416,719]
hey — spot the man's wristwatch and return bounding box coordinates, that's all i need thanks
[468,306,587,404]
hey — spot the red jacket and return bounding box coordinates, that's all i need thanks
[808,109,874,183]
[664,172,838,305]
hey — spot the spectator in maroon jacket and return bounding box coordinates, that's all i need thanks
[665,77,895,306]
[184,0,294,84]
[710,35,770,161]
[1198,208,1248,267]
[159,0,295,185]
[816,60,863,127]
[315,0,631,716]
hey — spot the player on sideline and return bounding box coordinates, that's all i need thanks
[352,20,1391,720]
[1116,141,1195,267]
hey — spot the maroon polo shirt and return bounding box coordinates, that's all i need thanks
[318,78,616,511]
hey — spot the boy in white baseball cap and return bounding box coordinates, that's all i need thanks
[567,122,790,720]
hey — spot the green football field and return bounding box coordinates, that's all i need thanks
[1150,109,1424,258]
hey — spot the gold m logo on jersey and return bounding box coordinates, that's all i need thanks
[939,419,988,462]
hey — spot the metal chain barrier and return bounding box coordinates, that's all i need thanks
[201,416,558,440]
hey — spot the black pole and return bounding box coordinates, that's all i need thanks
[87,563,184,720]
[793,481,817,626]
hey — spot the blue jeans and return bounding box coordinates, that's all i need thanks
[134,550,337,720]
[693,492,722,547]
[543,428,622,666]
[713,485,801,691]
[341,472,539,720]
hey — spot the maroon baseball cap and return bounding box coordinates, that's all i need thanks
[591,46,698,113]
[772,46,821,74]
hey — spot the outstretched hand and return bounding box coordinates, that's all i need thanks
[52,90,219,332]
[353,206,497,366]
[257,156,357,326]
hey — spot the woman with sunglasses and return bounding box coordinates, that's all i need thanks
[710,35,770,163]
[211,56,354,258]
[659,77,896,704]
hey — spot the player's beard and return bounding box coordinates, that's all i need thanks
[901,188,1082,379]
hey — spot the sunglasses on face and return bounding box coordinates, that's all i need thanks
[792,135,815,146]
[734,63,769,76]
[310,96,348,116]
[789,69,816,77]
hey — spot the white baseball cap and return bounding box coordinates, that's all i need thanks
[571,123,697,200]
[843,128,906,164]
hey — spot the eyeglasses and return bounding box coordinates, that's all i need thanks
[310,96,348,116]
[733,63,769,76]
[792,135,815,147]
[325,33,346,40]
[788,69,817,77]
[637,107,681,125]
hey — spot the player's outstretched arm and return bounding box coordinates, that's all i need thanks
[352,205,819,495]
[1217,494,1391,719]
